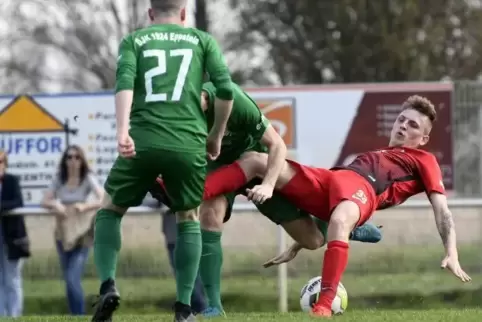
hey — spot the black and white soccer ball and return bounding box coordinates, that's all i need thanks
[299,276,348,315]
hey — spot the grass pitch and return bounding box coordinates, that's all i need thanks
[9,309,482,321]
[19,272,482,317]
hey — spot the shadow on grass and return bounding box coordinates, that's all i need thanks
[24,289,482,315]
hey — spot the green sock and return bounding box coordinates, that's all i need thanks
[94,209,123,283]
[175,221,202,306]
[199,230,223,310]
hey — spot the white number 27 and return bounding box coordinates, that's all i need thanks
[143,49,193,102]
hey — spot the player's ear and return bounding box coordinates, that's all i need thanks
[180,7,186,23]
[419,135,430,146]
[148,8,155,22]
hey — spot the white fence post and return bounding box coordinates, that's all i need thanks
[277,225,288,312]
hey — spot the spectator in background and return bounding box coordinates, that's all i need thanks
[41,145,103,315]
[162,208,207,314]
[0,149,30,318]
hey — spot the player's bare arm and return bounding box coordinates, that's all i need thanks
[429,193,471,282]
[247,124,287,204]
[239,152,296,191]
[115,91,135,157]
[115,35,137,158]
[207,98,234,160]
[204,34,234,160]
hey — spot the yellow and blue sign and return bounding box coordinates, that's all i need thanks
[0,95,68,155]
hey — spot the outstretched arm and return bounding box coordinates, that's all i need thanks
[429,193,456,255]
[263,242,303,268]
[429,193,471,282]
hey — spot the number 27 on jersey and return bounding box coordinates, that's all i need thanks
[143,49,193,103]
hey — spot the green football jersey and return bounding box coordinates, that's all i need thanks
[116,24,232,153]
[203,82,269,164]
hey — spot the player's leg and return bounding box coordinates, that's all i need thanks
[198,194,232,317]
[311,171,377,317]
[253,188,381,250]
[310,201,359,317]
[238,152,298,189]
[149,151,267,205]
[161,151,206,321]
[250,184,325,249]
[241,153,382,243]
[92,153,157,322]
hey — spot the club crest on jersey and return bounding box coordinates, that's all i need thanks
[352,189,367,204]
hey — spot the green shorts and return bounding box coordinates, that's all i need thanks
[216,176,310,224]
[248,179,329,238]
[105,149,206,212]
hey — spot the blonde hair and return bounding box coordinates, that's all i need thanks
[402,95,437,124]
[0,149,7,167]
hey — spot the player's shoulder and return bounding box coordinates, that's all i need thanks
[118,27,147,46]
[202,81,215,91]
[124,27,149,39]
[408,147,439,163]
[184,28,218,47]
[203,81,237,92]
[185,27,213,39]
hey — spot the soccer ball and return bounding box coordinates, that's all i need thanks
[299,276,348,315]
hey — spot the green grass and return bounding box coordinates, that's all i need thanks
[17,243,482,316]
[22,272,482,315]
[22,243,482,279]
[26,273,481,300]
[9,309,482,321]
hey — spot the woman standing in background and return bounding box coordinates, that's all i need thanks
[41,145,103,315]
[0,149,30,318]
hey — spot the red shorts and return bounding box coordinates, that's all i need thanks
[279,160,377,226]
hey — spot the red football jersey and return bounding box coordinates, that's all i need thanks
[333,147,445,209]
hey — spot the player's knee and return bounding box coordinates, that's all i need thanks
[329,201,360,236]
[302,237,324,250]
[282,219,324,250]
[176,208,199,222]
[239,152,268,178]
[200,197,226,231]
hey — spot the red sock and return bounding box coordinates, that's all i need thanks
[203,162,247,200]
[316,241,349,309]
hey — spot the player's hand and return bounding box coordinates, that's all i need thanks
[246,183,274,204]
[206,133,222,160]
[441,255,472,282]
[263,247,300,268]
[54,203,67,218]
[73,202,87,213]
[117,134,136,158]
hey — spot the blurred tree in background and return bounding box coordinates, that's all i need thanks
[227,0,482,85]
[1,0,482,92]
[0,0,214,93]
[0,0,148,93]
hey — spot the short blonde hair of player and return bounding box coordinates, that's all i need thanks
[402,95,437,124]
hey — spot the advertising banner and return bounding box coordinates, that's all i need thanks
[0,82,452,206]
